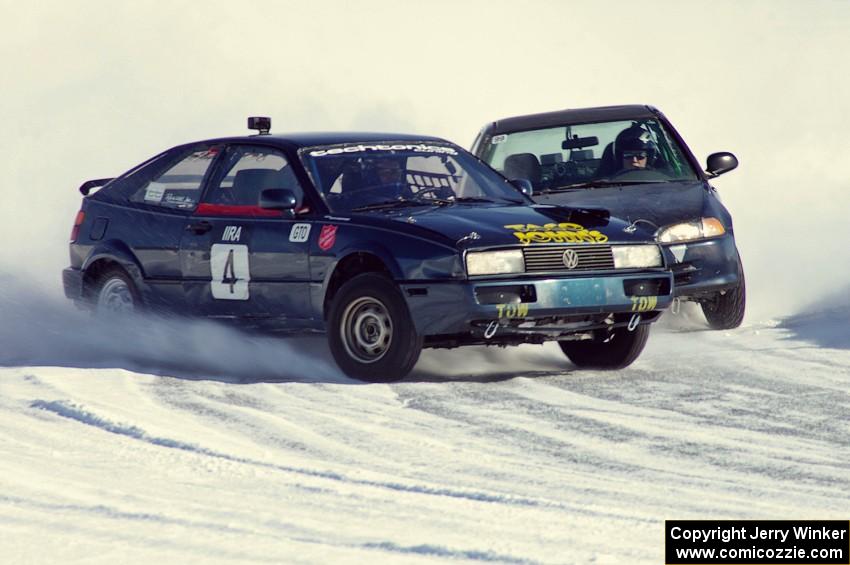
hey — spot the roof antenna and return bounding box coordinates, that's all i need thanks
[247,116,271,135]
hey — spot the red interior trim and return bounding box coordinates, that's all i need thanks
[194,203,282,217]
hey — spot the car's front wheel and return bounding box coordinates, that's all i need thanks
[328,273,422,382]
[701,269,746,330]
[93,268,141,315]
[558,324,650,369]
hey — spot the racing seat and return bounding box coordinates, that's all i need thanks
[232,168,287,206]
[596,143,618,176]
[503,153,542,184]
[327,167,372,209]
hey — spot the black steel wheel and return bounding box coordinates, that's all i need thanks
[93,268,141,315]
[328,273,422,382]
[701,267,746,330]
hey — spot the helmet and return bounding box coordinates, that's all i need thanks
[614,125,659,166]
[363,156,405,186]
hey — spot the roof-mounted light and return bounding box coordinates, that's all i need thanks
[248,116,271,135]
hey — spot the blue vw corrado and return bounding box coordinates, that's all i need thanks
[63,118,673,381]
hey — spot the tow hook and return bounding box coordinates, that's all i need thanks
[627,314,641,332]
[484,320,499,339]
[671,297,681,315]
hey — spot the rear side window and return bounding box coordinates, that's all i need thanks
[129,146,219,210]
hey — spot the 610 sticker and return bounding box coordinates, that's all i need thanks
[210,244,250,300]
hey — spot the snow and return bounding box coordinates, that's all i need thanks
[1,294,848,563]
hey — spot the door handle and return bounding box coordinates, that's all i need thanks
[186,221,213,234]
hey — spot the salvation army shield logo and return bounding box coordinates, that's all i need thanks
[318,225,338,251]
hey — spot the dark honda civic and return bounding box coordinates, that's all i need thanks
[63,118,673,381]
[472,105,745,329]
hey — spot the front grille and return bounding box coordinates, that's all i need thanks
[523,244,615,273]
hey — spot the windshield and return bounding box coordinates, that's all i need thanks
[478,119,699,192]
[300,141,525,213]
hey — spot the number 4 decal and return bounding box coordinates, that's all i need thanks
[211,244,250,300]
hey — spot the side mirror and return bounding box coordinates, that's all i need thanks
[705,152,738,178]
[510,178,534,197]
[259,188,297,210]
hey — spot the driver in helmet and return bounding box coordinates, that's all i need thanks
[346,155,409,204]
[365,156,405,187]
[615,126,659,171]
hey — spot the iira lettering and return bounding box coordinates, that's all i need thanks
[222,226,242,242]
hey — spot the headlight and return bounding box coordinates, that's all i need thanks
[466,250,525,276]
[612,245,662,269]
[657,218,726,243]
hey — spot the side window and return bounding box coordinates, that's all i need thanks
[129,145,219,210]
[204,145,304,207]
[92,150,173,204]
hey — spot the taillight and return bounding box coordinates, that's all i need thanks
[70,210,85,242]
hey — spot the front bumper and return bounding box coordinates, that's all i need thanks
[662,234,742,298]
[401,271,673,336]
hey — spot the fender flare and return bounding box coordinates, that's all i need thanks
[331,242,404,280]
[81,240,149,297]
[316,242,404,319]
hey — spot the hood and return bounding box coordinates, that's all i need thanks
[353,203,658,248]
[532,181,707,231]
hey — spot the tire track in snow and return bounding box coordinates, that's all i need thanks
[28,399,592,512]
[0,493,256,536]
[145,378,357,463]
[395,328,850,519]
[143,372,630,522]
[359,541,538,564]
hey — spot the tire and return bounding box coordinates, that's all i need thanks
[558,324,650,369]
[701,268,746,330]
[327,273,423,382]
[93,268,141,315]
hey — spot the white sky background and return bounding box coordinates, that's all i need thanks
[1,0,849,320]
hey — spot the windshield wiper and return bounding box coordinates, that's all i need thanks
[351,195,519,212]
[540,179,666,193]
[452,196,497,203]
[539,180,623,192]
[424,196,525,206]
[350,198,446,212]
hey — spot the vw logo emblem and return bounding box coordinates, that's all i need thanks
[562,249,580,269]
